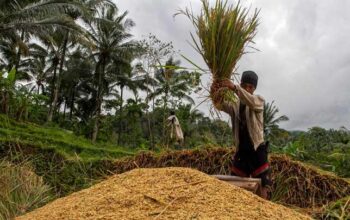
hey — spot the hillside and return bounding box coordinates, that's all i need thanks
[0,115,134,161]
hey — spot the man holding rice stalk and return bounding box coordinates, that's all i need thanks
[211,72,271,199]
[180,0,271,198]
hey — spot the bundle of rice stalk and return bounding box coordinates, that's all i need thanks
[0,159,51,219]
[321,196,350,219]
[179,0,259,105]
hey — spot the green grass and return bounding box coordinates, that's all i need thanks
[0,114,135,161]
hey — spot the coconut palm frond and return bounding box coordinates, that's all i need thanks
[264,101,289,138]
[0,0,86,33]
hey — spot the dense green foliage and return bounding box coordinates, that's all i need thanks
[0,0,234,149]
[271,127,350,178]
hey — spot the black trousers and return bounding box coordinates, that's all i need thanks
[230,142,272,187]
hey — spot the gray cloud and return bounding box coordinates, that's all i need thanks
[115,0,350,130]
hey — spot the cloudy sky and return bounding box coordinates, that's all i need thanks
[114,0,350,131]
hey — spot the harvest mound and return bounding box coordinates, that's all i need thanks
[17,167,310,220]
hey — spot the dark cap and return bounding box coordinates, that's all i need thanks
[241,71,258,88]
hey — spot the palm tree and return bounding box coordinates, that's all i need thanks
[47,0,113,122]
[0,35,33,114]
[26,43,49,95]
[146,57,198,142]
[0,0,83,34]
[44,27,80,122]
[147,57,196,112]
[264,101,289,139]
[135,35,175,148]
[85,5,137,142]
[108,60,153,145]
[0,1,105,122]
[0,33,31,80]
[175,104,205,142]
[60,48,95,121]
[29,32,61,122]
[0,21,74,122]
[0,0,87,80]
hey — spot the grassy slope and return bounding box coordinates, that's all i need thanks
[0,114,134,161]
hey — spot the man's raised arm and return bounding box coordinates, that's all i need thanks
[235,85,264,112]
[210,81,235,116]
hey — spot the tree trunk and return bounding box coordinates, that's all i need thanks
[117,85,124,145]
[149,76,157,149]
[145,74,154,150]
[47,63,58,122]
[63,97,67,120]
[69,86,76,121]
[92,107,100,142]
[92,58,105,142]
[47,30,69,122]
[162,87,169,141]
[14,30,25,72]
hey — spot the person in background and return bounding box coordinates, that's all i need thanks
[166,111,184,148]
[210,71,271,200]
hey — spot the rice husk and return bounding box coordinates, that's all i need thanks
[17,167,310,220]
[111,148,350,210]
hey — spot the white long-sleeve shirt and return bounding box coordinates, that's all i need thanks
[212,85,265,151]
[167,115,184,141]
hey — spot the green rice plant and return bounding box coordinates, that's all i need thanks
[322,197,350,220]
[0,159,51,220]
[179,0,259,105]
[270,174,298,204]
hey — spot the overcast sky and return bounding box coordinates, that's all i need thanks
[114,0,350,131]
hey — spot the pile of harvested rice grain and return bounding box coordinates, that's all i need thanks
[17,167,310,220]
[113,148,350,208]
